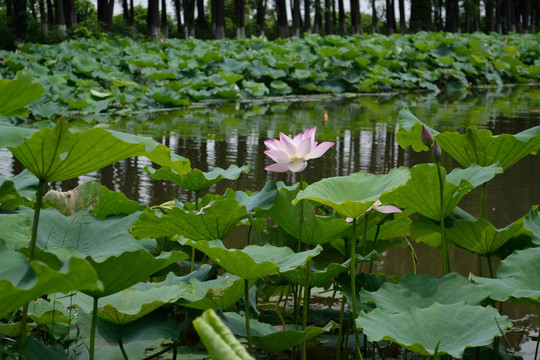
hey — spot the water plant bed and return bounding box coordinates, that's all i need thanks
[0,32,539,120]
[1,61,539,360]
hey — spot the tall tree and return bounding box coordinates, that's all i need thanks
[54,0,66,35]
[147,0,160,38]
[304,0,312,33]
[371,0,378,33]
[197,0,208,31]
[47,0,54,25]
[350,0,360,33]
[445,0,459,32]
[122,0,129,22]
[292,0,301,36]
[161,0,168,36]
[38,0,49,38]
[324,0,333,33]
[214,0,225,38]
[485,0,494,32]
[410,0,431,31]
[314,0,322,32]
[65,0,77,28]
[97,0,115,30]
[173,0,182,35]
[183,0,195,38]
[129,0,135,25]
[236,0,246,37]
[12,0,27,41]
[398,0,405,33]
[338,0,345,33]
[385,0,395,34]
[256,0,267,35]
[276,0,288,38]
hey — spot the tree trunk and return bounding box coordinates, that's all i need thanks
[411,0,431,32]
[13,0,27,41]
[324,0,332,34]
[256,0,267,36]
[507,0,515,33]
[39,0,49,38]
[122,0,129,22]
[521,0,531,33]
[314,0,322,33]
[173,0,182,35]
[371,0,378,33]
[495,0,502,33]
[148,0,160,38]
[54,0,66,36]
[65,0,77,27]
[386,0,395,34]
[197,0,208,30]
[350,0,359,33]
[161,0,168,36]
[304,0,312,33]
[292,0,301,36]
[485,0,494,32]
[338,0,345,33]
[236,0,246,37]
[398,0,405,33]
[129,0,134,25]
[277,0,288,38]
[214,0,225,39]
[47,0,54,24]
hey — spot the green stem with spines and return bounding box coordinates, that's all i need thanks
[244,279,252,355]
[350,218,363,360]
[18,179,45,359]
[90,296,99,360]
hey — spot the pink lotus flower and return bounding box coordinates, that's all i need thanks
[346,200,402,222]
[264,127,334,172]
[160,38,164,43]
[1,59,5,66]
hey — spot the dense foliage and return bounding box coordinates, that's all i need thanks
[0,32,538,119]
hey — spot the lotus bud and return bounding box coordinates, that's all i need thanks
[433,141,442,161]
[421,125,434,148]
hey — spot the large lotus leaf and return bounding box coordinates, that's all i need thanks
[219,311,332,354]
[381,164,499,221]
[193,309,254,360]
[0,212,32,250]
[77,309,178,360]
[235,180,279,214]
[146,164,249,192]
[435,126,540,170]
[43,181,145,220]
[181,239,321,280]
[446,217,531,256]
[263,187,351,246]
[0,242,100,318]
[177,273,248,311]
[356,303,512,358]
[61,280,193,324]
[131,198,248,241]
[280,262,348,289]
[471,247,540,306]
[14,336,69,360]
[523,206,540,245]
[0,170,38,210]
[360,273,488,312]
[27,298,71,325]
[5,120,190,182]
[294,167,410,219]
[0,71,45,117]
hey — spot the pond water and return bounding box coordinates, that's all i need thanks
[1,86,539,357]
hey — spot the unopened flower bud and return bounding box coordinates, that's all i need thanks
[421,125,434,148]
[433,142,442,161]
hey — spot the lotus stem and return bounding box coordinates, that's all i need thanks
[244,279,252,355]
[18,179,45,359]
[487,255,494,278]
[477,183,488,277]
[90,296,99,360]
[118,327,129,360]
[350,218,363,360]
[361,214,369,273]
[336,292,346,360]
[368,224,381,274]
[301,258,311,360]
[436,162,450,276]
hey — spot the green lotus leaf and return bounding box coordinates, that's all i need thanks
[193,309,254,360]
[146,164,249,193]
[471,247,540,306]
[14,336,69,360]
[177,273,248,311]
[361,273,488,313]
[77,309,178,360]
[280,262,348,289]
[181,239,321,281]
[131,198,248,240]
[356,303,512,358]
[219,311,332,354]
[263,187,351,246]
[0,212,31,250]
[436,126,540,170]
[446,217,531,256]
[294,167,410,219]
[523,206,540,245]
[43,181,145,220]
[0,71,45,117]
[0,178,33,210]
[0,242,100,318]
[5,120,190,182]
[61,280,193,325]
[381,164,500,221]
[234,180,278,214]
[27,298,71,325]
